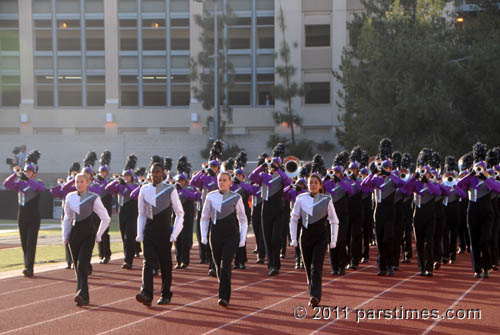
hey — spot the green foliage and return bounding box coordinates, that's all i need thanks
[272,110,303,126]
[190,3,236,134]
[336,0,500,159]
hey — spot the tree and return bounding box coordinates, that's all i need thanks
[190,1,236,140]
[335,0,462,158]
[273,4,304,145]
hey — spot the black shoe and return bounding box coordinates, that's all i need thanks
[361,258,369,264]
[299,263,304,269]
[239,264,246,270]
[458,248,465,254]
[449,259,456,264]
[442,258,449,264]
[102,257,110,264]
[256,258,264,264]
[175,263,182,269]
[331,270,339,276]
[153,268,159,276]
[492,265,499,271]
[269,268,279,276]
[433,262,440,270]
[65,264,72,269]
[377,271,386,276]
[387,270,395,276]
[218,298,228,307]
[483,270,489,279]
[252,249,258,254]
[180,263,188,269]
[135,293,152,307]
[392,266,399,271]
[339,268,346,276]
[295,262,301,270]
[280,254,285,259]
[208,269,217,277]
[425,271,433,277]
[135,252,141,258]
[22,269,33,277]
[74,295,89,307]
[121,263,132,269]
[157,296,171,305]
[419,271,426,276]
[349,264,358,271]
[309,296,320,308]
[473,272,481,278]
[401,258,410,264]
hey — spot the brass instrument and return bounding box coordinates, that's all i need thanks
[283,156,301,178]
[474,166,483,174]
[345,168,354,177]
[202,162,209,173]
[418,168,427,175]
[326,168,336,178]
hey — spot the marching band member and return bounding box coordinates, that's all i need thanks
[359,151,374,264]
[457,152,473,254]
[51,161,81,269]
[324,151,354,276]
[361,138,404,276]
[440,156,466,264]
[403,148,441,277]
[106,154,139,269]
[398,153,414,264]
[430,153,446,270]
[135,159,184,306]
[249,143,291,276]
[174,156,199,269]
[190,140,223,276]
[346,147,363,270]
[62,172,110,306]
[457,143,500,278]
[96,151,112,264]
[3,150,44,277]
[487,148,500,271]
[200,171,248,306]
[290,173,339,308]
[251,153,267,264]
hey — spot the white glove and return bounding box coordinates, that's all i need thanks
[169,234,176,242]
[239,240,245,248]
[95,235,102,243]
[136,234,143,242]
[64,239,69,245]
[290,240,298,248]
[330,240,337,249]
[201,236,208,245]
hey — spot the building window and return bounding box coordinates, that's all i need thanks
[0,8,20,107]
[305,24,330,47]
[118,0,190,107]
[305,82,330,104]
[33,0,105,107]
[229,74,251,106]
[257,74,273,106]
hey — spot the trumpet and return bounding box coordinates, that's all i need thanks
[375,160,383,171]
[265,157,273,166]
[202,162,209,173]
[495,171,499,178]
[283,156,301,178]
[418,168,427,175]
[327,168,336,177]
[345,168,354,177]
[474,166,483,174]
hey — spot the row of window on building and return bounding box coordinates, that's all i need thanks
[0,0,332,108]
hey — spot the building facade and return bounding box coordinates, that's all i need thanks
[0,0,364,181]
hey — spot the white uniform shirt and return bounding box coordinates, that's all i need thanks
[136,182,185,242]
[200,190,248,247]
[62,191,111,243]
[289,192,339,249]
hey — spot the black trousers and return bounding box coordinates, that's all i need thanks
[361,196,374,260]
[433,203,446,264]
[348,194,363,266]
[295,219,303,263]
[196,208,209,262]
[261,195,283,270]
[374,199,394,272]
[252,203,266,260]
[329,196,349,272]
[468,197,493,273]
[234,206,250,266]
[490,204,500,267]
[280,202,290,257]
[392,200,404,268]
[18,202,41,273]
[142,214,173,300]
[401,200,413,260]
[300,219,328,301]
[458,198,471,251]
[119,201,138,266]
[175,202,195,266]
[69,217,96,300]
[444,201,460,261]
[210,214,239,302]
[98,196,112,259]
[413,202,435,272]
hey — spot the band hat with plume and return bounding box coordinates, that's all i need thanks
[123,154,137,176]
[99,150,112,172]
[24,150,41,172]
[82,151,97,175]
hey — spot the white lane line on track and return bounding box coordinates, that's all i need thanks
[0,260,266,334]
[95,269,299,335]
[421,278,482,335]
[201,265,377,335]
[310,272,420,335]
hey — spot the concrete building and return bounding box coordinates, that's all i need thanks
[0,0,364,182]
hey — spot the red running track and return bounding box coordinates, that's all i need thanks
[0,238,498,335]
